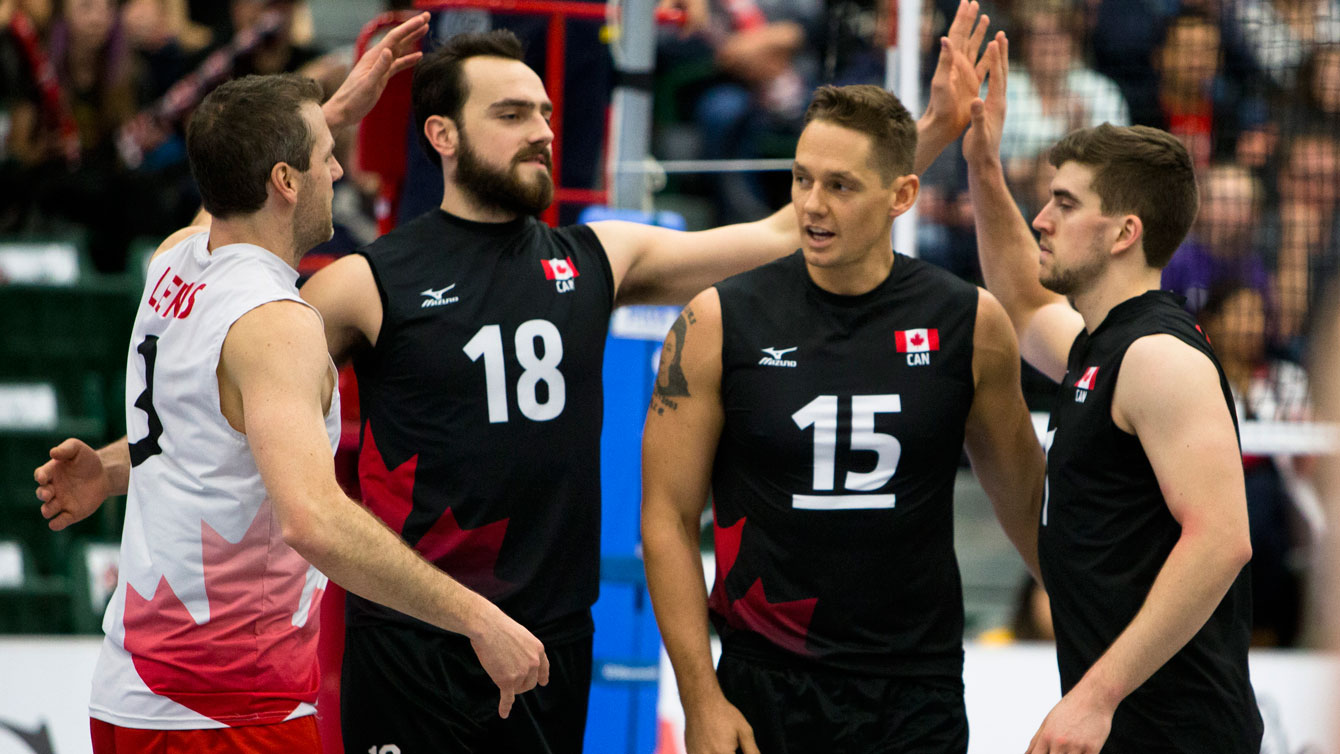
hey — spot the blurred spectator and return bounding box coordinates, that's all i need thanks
[1270,130,1340,352]
[1162,163,1271,314]
[1084,0,1176,130]
[1,0,59,228]
[226,0,343,93]
[1293,43,1340,128]
[4,0,165,270]
[1199,283,1316,646]
[6,0,137,168]
[999,0,1129,182]
[657,0,823,223]
[120,0,211,100]
[1152,10,1269,170]
[1229,0,1340,90]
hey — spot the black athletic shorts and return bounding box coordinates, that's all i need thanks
[340,621,592,754]
[716,650,968,754]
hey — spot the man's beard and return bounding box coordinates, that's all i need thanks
[1039,246,1107,297]
[455,130,554,217]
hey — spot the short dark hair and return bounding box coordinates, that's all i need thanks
[412,30,526,167]
[186,74,323,219]
[1049,124,1198,269]
[803,84,917,183]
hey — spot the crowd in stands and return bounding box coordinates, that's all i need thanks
[0,0,364,272]
[2,0,1336,647]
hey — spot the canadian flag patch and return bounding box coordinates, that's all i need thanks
[1075,366,1100,390]
[895,328,939,353]
[541,257,579,281]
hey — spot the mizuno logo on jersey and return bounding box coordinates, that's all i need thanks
[541,257,579,293]
[758,346,798,367]
[420,284,459,308]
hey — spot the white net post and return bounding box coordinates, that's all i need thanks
[607,0,656,210]
[887,0,921,257]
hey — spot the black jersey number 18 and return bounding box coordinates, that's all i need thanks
[463,320,566,423]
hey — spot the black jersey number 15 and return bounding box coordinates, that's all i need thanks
[790,394,901,511]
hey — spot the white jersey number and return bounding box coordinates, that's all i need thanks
[463,320,566,423]
[790,394,901,510]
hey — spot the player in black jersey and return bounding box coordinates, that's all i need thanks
[962,34,1262,753]
[640,83,1047,754]
[298,4,1000,752]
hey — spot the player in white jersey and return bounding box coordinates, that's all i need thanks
[33,16,548,753]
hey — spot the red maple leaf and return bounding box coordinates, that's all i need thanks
[707,516,745,618]
[726,578,818,657]
[358,423,418,531]
[910,332,925,346]
[360,423,512,599]
[122,509,323,725]
[416,507,512,598]
[707,515,818,656]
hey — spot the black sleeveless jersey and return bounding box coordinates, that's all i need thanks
[348,210,613,643]
[709,250,978,676]
[1039,291,1262,752]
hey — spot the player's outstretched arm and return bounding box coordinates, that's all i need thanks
[962,290,1045,580]
[1025,335,1252,754]
[594,3,994,308]
[962,34,1081,382]
[300,254,383,366]
[592,204,797,308]
[642,291,759,754]
[34,437,129,531]
[222,300,548,720]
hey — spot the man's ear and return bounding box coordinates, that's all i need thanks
[425,115,459,161]
[889,173,920,219]
[269,162,300,206]
[1111,213,1144,258]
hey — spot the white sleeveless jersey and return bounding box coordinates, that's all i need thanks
[90,233,340,729]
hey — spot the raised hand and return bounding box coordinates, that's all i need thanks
[324,12,431,130]
[963,32,1008,168]
[469,606,550,718]
[923,0,993,145]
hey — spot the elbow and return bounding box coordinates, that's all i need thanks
[276,498,331,564]
[1196,524,1252,572]
[279,516,318,559]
